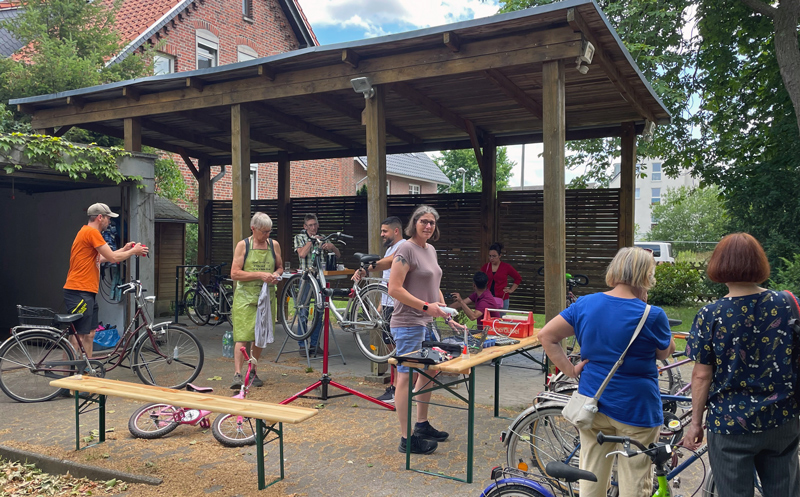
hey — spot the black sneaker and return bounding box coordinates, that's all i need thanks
[251,373,264,387]
[398,435,437,455]
[230,373,243,389]
[377,385,395,403]
[414,421,449,442]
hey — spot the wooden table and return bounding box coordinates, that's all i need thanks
[50,376,317,490]
[388,333,540,483]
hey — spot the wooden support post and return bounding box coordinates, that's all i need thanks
[480,142,497,265]
[542,60,566,323]
[364,86,387,257]
[124,117,142,152]
[231,104,251,251]
[618,122,637,249]
[277,152,292,267]
[197,159,211,266]
[364,86,387,377]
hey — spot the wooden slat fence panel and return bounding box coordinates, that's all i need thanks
[209,189,621,314]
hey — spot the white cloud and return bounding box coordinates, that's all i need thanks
[297,0,500,37]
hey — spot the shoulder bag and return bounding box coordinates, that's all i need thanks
[562,305,652,430]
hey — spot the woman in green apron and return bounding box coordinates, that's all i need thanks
[229,212,283,389]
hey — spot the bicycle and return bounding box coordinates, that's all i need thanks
[129,346,264,447]
[537,267,590,307]
[503,390,709,496]
[479,462,597,497]
[184,263,234,327]
[0,279,204,403]
[278,233,397,363]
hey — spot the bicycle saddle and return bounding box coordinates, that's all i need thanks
[354,253,381,265]
[545,461,597,483]
[55,313,83,323]
[186,383,213,393]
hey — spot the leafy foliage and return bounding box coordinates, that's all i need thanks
[770,255,800,296]
[435,147,515,193]
[0,132,134,183]
[647,185,728,251]
[499,0,800,266]
[0,0,155,105]
[649,262,703,307]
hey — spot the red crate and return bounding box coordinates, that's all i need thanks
[483,309,534,338]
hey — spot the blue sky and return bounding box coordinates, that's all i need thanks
[296,0,576,187]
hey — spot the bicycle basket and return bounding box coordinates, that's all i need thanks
[426,320,486,353]
[17,305,57,327]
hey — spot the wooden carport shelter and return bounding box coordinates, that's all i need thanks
[11,0,670,322]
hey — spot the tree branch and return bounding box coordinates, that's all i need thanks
[739,0,777,18]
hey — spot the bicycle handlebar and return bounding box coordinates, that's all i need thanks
[537,266,590,286]
[596,431,648,452]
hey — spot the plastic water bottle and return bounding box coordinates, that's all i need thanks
[222,330,233,358]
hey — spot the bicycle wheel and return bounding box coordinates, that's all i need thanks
[211,413,264,447]
[506,405,580,495]
[128,403,180,439]
[278,273,320,341]
[133,324,204,389]
[481,481,548,497]
[657,359,677,395]
[184,289,211,326]
[348,284,395,363]
[0,331,75,403]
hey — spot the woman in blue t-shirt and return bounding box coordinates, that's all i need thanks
[682,233,800,497]
[538,247,674,497]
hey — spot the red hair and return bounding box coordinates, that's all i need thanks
[706,233,770,283]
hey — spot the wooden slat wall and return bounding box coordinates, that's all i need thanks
[209,189,621,313]
[154,222,186,316]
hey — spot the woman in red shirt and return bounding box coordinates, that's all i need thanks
[481,242,522,309]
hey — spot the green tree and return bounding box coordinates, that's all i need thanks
[0,0,154,104]
[498,0,800,266]
[435,147,515,193]
[647,186,728,250]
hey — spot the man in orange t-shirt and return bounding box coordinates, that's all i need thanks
[64,203,148,358]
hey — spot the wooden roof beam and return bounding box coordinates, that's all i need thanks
[79,122,215,163]
[29,27,584,128]
[122,86,140,102]
[309,93,422,145]
[66,96,85,110]
[443,32,460,52]
[483,69,543,120]
[141,117,231,153]
[249,101,361,149]
[258,64,276,81]
[567,8,656,124]
[390,81,486,163]
[54,125,73,137]
[186,77,204,92]
[183,109,307,154]
[342,48,360,68]
[177,147,201,179]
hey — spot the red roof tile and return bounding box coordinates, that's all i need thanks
[106,0,183,42]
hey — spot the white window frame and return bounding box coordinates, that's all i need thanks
[635,188,640,200]
[409,184,421,195]
[196,29,219,69]
[242,0,253,19]
[237,45,257,62]
[651,162,662,181]
[153,53,175,75]
[386,180,390,194]
[250,164,258,199]
[651,187,661,205]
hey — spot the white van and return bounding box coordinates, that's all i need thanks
[634,242,675,263]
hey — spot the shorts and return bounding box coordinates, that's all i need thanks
[63,289,99,334]
[392,325,433,373]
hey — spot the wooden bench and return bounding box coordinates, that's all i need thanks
[49,376,317,490]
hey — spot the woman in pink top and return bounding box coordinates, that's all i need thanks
[481,242,522,309]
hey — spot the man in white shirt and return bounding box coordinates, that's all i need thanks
[353,216,405,403]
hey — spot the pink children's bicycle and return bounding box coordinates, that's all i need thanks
[128,347,262,447]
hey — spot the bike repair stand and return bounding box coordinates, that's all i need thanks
[274,319,345,369]
[280,284,394,411]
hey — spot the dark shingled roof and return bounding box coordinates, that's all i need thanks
[154,195,197,223]
[0,5,22,58]
[356,153,451,186]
